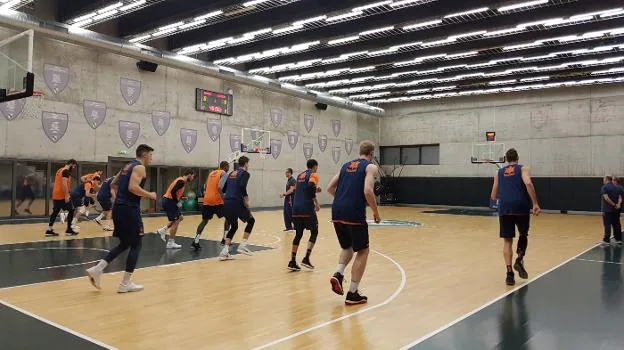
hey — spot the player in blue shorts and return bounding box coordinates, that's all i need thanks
[288,159,321,271]
[69,175,101,230]
[86,144,156,293]
[327,141,381,305]
[94,176,115,231]
[220,156,255,260]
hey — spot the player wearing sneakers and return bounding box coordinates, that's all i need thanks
[288,159,321,271]
[46,159,78,237]
[490,148,540,286]
[221,156,255,260]
[157,169,196,249]
[80,170,104,217]
[327,141,381,305]
[70,176,101,229]
[94,176,115,231]
[86,144,156,293]
[192,161,230,251]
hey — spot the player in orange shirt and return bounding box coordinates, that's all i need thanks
[192,161,230,251]
[45,159,78,237]
[157,169,195,249]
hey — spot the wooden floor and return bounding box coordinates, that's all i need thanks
[0,206,600,349]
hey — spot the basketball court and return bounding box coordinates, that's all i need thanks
[1,1,624,349]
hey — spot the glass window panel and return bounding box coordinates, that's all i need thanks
[0,160,12,217]
[401,146,421,165]
[381,147,401,165]
[421,145,440,165]
[14,161,47,216]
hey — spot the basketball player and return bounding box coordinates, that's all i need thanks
[45,159,78,237]
[600,175,622,246]
[327,141,381,305]
[288,159,321,271]
[80,170,104,217]
[280,168,296,232]
[15,172,36,215]
[192,161,230,251]
[70,175,101,228]
[86,144,156,293]
[157,169,196,249]
[94,176,115,231]
[220,156,255,260]
[490,148,540,286]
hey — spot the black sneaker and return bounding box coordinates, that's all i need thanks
[345,290,368,305]
[288,260,301,271]
[191,242,202,251]
[506,271,515,286]
[301,257,314,269]
[65,229,79,236]
[514,258,528,279]
[330,272,344,295]
[45,229,58,237]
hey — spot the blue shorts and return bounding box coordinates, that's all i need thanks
[162,198,181,222]
[97,196,112,211]
[112,205,143,238]
[224,201,252,223]
[70,196,84,209]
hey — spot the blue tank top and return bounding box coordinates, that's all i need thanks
[285,176,296,204]
[332,159,371,224]
[293,170,316,216]
[115,160,145,207]
[224,169,249,204]
[71,182,89,199]
[497,164,531,215]
[98,177,113,199]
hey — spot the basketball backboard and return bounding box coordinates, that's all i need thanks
[0,29,34,103]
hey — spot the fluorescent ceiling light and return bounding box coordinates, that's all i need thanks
[490,79,517,85]
[449,30,486,39]
[392,0,427,6]
[403,19,442,30]
[179,20,206,29]
[293,15,327,25]
[73,18,93,27]
[444,7,489,18]
[326,11,362,22]
[370,48,399,55]
[498,0,548,12]
[352,1,392,12]
[484,28,522,36]
[93,10,118,21]
[195,10,223,21]
[158,22,184,31]
[600,8,624,18]
[98,2,123,13]
[360,26,395,36]
[447,51,478,58]
[119,0,146,12]
[422,38,456,46]
[328,35,360,45]
[273,24,303,34]
[73,12,97,22]
[129,34,151,43]
[520,76,549,82]
[244,0,270,7]
[516,18,561,28]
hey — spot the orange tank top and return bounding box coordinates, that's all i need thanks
[203,170,225,206]
[163,177,186,200]
[52,166,71,200]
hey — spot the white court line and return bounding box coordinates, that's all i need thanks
[0,247,110,253]
[399,243,599,349]
[251,249,407,350]
[0,298,117,350]
[575,258,623,265]
[38,260,102,270]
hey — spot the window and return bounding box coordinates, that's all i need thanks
[0,160,12,217]
[380,147,400,165]
[15,161,47,216]
[380,144,440,165]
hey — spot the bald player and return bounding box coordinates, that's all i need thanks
[192,161,230,251]
[327,141,380,305]
[288,159,321,271]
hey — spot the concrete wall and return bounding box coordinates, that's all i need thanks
[382,84,624,178]
[0,28,379,207]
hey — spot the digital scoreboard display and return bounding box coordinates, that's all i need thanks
[195,88,233,116]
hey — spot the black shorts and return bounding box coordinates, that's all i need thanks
[224,202,252,223]
[112,205,143,238]
[162,198,181,222]
[202,204,224,221]
[84,197,95,206]
[294,214,318,231]
[499,215,530,238]
[98,196,112,211]
[20,186,35,201]
[53,199,73,212]
[71,196,84,209]
[334,222,369,252]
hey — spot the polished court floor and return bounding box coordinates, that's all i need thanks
[0,206,607,349]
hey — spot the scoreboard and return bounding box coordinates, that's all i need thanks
[195,88,233,116]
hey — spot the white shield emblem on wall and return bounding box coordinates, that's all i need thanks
[120,78,141,106]
[332,120,341,137]
[207,119,222,142]
[152,111,171,136]
[304,114,314,133]
[271,139,282,159]
[41,111,68,143]
[287,130,299,149]
[270,108,283,128]
[180,128,197,153]
[83,100,107,129]
[0,98,26,120]
[119,120,140,148]
[332,146,341,164]
[318,134,328,152]
[44,64,69,95]
[303,143,313,160]
[230,133,241,153]
[345,138,354,155]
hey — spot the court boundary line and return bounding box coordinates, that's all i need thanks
[251,248,407,350]
[575,257,623,265]
[399,243,599,349]
[0,298,117,350]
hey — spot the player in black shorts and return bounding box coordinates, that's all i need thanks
[221,156,255,260]
[288,159,321,271]
[86,144,156,293]
[327,141,381,305]
[94,176,115,231]
[15,173,36,215]
[491,149,540,286]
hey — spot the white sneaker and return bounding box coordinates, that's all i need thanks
[118,282,144,293]
[166,241,182,249]
[71,224,80,231]
[158,227,168,242]
[85,267,102,290]
[85,210,90,217]
[103,225,114,231]
[237,244,253,256]
[219,253,234,261]
[60,212,67,223]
